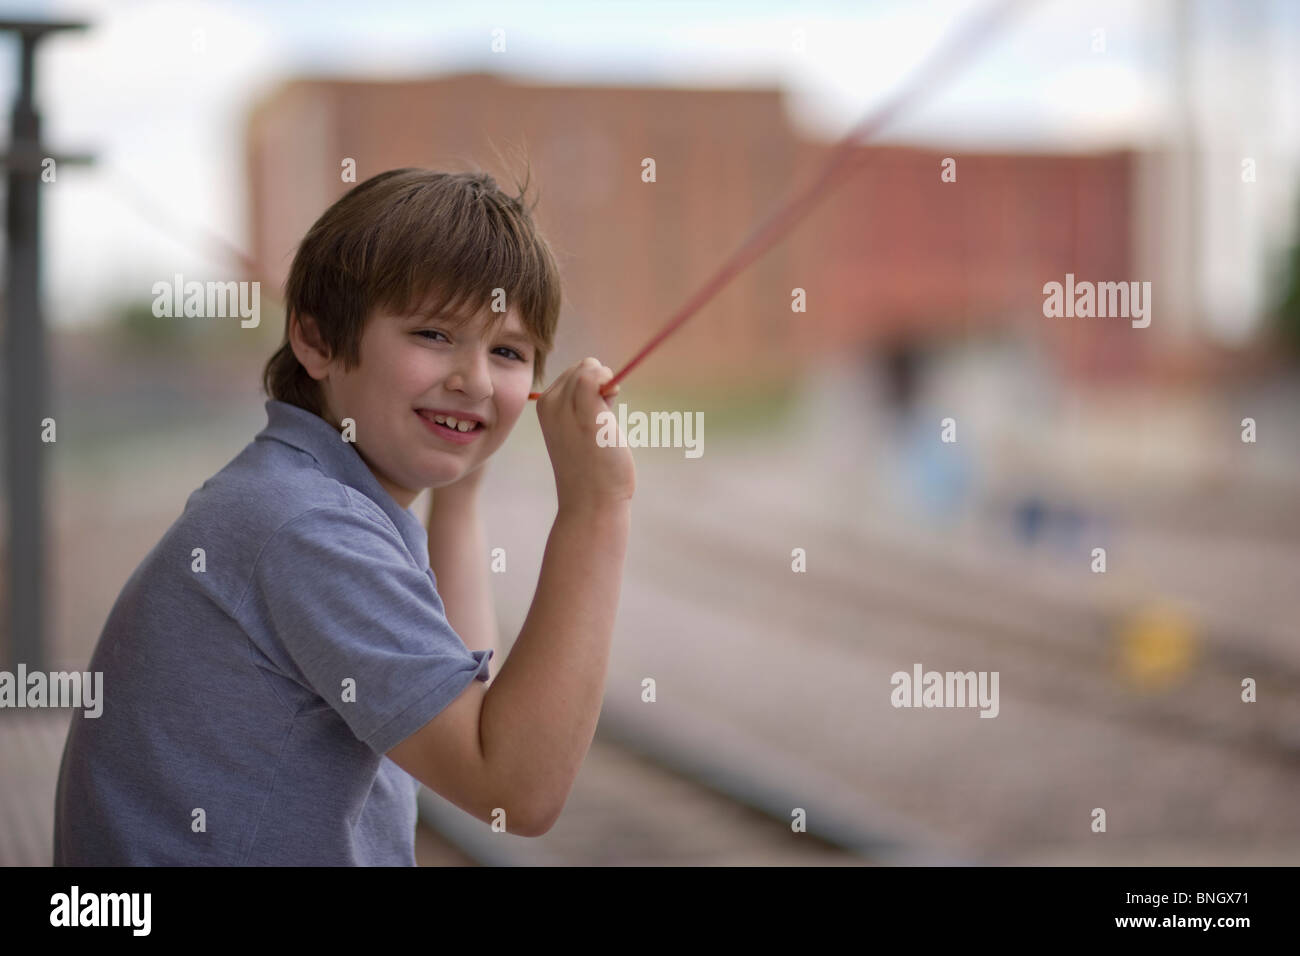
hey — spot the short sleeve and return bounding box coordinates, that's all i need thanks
[245,503,493,755]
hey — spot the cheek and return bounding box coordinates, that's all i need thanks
[390,347,435,388]
[498,382,531,428]
[493,364,531,406]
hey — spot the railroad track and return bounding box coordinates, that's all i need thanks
[415,692,977,866]
[415,732,874,867]
[627,457,1300,767]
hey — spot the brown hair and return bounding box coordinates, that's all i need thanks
[263,167,562,415]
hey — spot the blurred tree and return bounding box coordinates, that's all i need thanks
[113,298,191,349]
[1274,188,1300,355]
[112,294,285,354]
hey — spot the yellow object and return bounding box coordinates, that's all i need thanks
[1116,602,1198,689]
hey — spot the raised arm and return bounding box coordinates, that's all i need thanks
[387,357,634,836]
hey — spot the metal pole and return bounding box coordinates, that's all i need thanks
[4,32,45,672]
[0,19,90,674]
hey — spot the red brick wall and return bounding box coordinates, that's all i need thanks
[246,74,1139,389]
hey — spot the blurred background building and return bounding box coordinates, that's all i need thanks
[246,74,1145,387]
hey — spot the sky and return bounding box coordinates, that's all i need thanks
[0,0,1297,336]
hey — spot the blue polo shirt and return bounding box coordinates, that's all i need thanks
[53,398,493,865]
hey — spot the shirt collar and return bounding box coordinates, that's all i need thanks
[257,399,429,567]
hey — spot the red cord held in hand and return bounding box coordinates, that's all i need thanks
[527,0,1027,402]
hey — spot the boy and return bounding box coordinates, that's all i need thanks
[53,168,635,864]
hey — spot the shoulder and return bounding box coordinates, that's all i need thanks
[260,492,412,568]
[184,434,392,540]
[175,435,416,599]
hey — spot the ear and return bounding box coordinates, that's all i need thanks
[289,311,334,382]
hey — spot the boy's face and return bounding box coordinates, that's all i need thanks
[315,298,537,509]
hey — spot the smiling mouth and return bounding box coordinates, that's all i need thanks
[416,409,486,440]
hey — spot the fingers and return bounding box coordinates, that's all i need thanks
[536,357,619,419]
[557,357,595,412]
[537,356,593,403]
[573,358,615,417]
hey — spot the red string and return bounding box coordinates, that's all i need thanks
[529,0,1029,401]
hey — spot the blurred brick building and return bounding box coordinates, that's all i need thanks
[245,72,1147,391]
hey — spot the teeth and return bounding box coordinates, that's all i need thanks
[430,413,478,432]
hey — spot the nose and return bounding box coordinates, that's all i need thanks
[443,345,492,401]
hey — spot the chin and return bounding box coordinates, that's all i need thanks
[426,466,468,487]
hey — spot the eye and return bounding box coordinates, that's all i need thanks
[418,329,528,362]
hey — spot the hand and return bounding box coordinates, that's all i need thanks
[535,357,636,515]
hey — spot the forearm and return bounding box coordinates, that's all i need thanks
[479,502,630,829]
[426,485,499,668]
